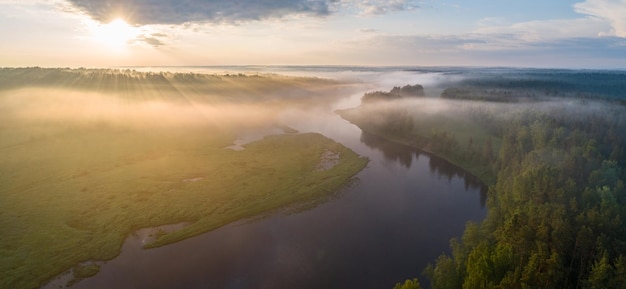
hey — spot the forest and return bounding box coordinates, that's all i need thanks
[341,81,626,289]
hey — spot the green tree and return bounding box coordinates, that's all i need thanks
[393,278,423,289]
[424,254,461,289]
[587,252,611,289]
[482,136,494,162]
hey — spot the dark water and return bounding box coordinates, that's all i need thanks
[66,100,487,289]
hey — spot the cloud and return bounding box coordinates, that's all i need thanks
[133,34,166,47]
[574,0,626,37]
[66,0,339,25]
[419,33,625,55]
[338,33,626,67]
[474,17,610,41]
[358,34,487,53]
[347,0,420,15]
[538,36,626,56]
[359,28,377,33]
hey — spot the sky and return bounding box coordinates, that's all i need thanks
[0,0,625,68]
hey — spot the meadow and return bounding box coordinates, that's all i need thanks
[0,68,368,289]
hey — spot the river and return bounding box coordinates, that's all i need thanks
[62,83,487,289]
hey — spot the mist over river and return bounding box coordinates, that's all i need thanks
[65,68,487,289]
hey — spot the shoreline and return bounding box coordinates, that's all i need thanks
[337,108,495,187]
[37,133,368,289]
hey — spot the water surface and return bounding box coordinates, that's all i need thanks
[68,101,487,289]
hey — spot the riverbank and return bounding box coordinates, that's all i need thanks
[337,107,496,186]
[11,130,367,289]
[143,133,368,249]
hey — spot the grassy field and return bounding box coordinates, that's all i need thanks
[0,68,368,289]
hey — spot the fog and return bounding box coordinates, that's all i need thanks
[3,67,623,136]
[124,66,464,98]
[1,88,284,130]
[348,91,626,125]
[0,68,375,133]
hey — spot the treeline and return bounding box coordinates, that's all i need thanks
[0,67,219,92]
[0,67,341,103]
[359,130,487,198]
[362,84,424,103]
[448,70,626,100]
[440,87,546,102]
[341,96,501,185]
[423,100,626,288]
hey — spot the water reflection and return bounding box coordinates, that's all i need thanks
[360,130,487,207]
[360,131,416,168]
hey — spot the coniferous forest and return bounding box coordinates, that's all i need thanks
[340,76,626,289]
[426,103,626,289]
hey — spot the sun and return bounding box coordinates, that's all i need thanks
[90,18,139,49]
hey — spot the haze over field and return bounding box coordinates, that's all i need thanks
[0,68,372,289]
